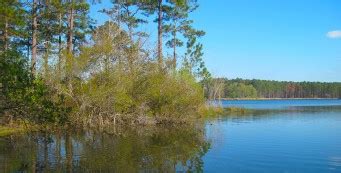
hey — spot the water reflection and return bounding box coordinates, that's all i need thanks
[220,105,341,122]
[204,105,341,172]
[0,125,210,172]
[2,102,341,172]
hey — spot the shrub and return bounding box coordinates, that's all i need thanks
[61,61,205,126]
[0,51,68,125]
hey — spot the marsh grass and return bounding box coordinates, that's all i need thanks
[0,125,25,137]
[208,105,341,118]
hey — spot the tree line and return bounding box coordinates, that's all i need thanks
[212,78,341,99]
[0,0,211,127]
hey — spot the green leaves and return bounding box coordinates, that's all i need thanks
[0,51,69,125]
[218,78,341,99]
[226,82,258,98]
[0,0,209,127]
[0,0,26,51]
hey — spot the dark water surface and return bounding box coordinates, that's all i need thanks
[1,99,341,172]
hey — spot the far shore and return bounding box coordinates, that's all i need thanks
[219,98,340,101]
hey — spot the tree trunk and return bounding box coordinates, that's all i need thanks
[173,30,176,69]
[31,0,38,74]
[126,6,133,41]
[66,0,74,82]
[67,1,74,55]
[4,17,8,51]
[157,0,163,67]
[44,41,50,78]
[58,12,62,73]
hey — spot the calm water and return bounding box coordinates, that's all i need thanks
[220,99,341,109]
[1,99,341,172]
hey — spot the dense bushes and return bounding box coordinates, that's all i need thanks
[0,35,206,128]
[0,19,207,128]
[0,1,210,128]
[27,22,207,127]
[0,51,68,125]
[143,69,204,119]
[57,60,205,127]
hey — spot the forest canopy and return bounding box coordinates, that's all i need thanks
[216,78,341,99]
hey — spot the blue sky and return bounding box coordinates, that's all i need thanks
[90,0,341,82]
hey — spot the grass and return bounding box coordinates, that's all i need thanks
[225,107,249,114]
[203,105,273,117]
[0,125,25,137]
[0,119,38,137]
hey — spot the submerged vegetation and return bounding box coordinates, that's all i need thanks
[0,0,216,129]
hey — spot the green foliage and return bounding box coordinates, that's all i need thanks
[163,1,199,68]
[0,125,25,137]
[182,26,207,80]
[0,51,31,108]
[41,21,206,127]
[0,0,26,51]
[0,51,68,125]
[60,60,204,126]
[143,69,204,118]
[220,78,341,99]
[0,0,208,128]
[225,82,258,98]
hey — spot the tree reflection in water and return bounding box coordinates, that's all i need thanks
[0,125,211,172]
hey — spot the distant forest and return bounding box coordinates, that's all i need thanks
[214,78,341,99]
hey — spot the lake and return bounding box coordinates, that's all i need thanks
[1,99,341,172]
[220,99,341,109]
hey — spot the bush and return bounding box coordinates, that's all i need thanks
[61,60,205,127]
[0,51,68,125]
[143,69,204,119]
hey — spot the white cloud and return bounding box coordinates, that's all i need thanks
[326,30,341,39]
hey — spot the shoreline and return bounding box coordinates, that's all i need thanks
[0,125,26,137]
[220,98,340,101]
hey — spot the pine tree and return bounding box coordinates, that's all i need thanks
[164,1,198,69]
[142,0,188,68]
[183,26,205,78]
[0,0,25,52]
[102,1,148,73]
[31,0,38,74]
